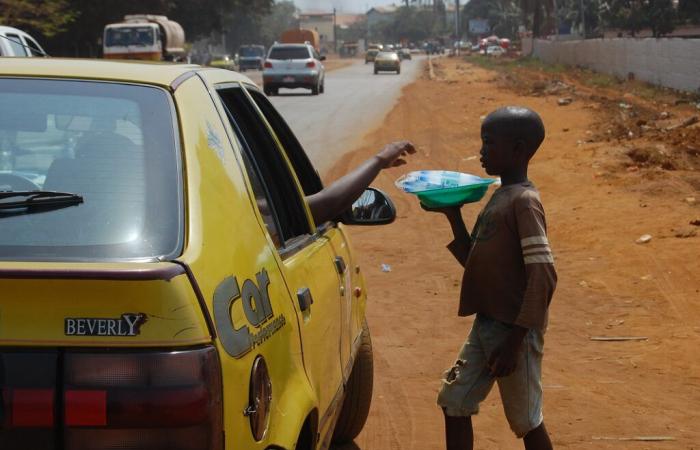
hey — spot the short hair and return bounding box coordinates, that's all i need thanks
[482,106,545,155]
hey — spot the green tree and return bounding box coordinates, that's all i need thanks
[601,0,675,37]
[259,1,299,47]
[558,0,602,37]
[463,0,521,39]
[678,0,700,24]
[520,0,555,37]
[0,0,76,37]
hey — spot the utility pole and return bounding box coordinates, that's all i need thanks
[333,8,337,54]
[455,0,460,41]
[579,0,586,39]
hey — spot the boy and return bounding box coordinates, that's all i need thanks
[424,106,556,450]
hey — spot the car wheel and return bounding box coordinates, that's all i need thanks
[374,68,378,75]
[320,81,325,94]
[331,321,373,444]
[311,83,319,95]
[396,68,401,74]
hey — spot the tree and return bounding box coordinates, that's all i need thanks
[601,0,675,37]
[520,0,556,37]
[258,1,299,47]
[0,0,76,37]
[558,0,602,37]
[678,0,700,24]
[462,0,521,39]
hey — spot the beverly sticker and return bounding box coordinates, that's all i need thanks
[64,313,148,337]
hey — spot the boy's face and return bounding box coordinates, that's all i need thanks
[479,124,516,176]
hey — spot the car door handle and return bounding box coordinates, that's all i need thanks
[297,287,313,312]
[334,256,346,275]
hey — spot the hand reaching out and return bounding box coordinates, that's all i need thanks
[376,141,416,168]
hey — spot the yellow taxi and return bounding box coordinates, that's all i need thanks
[0,58,395,450]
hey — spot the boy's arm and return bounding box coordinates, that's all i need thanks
[488,195,557,377]
[307,141,415,224]
[422,205,471,266]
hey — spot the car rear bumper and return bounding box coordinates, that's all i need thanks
[263,73,320,88]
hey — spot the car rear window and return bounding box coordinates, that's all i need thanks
[0,78,182,261]
[268,47,310,60]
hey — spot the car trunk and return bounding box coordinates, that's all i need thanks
[0,262,218,450]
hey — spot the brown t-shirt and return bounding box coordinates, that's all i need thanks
[447,181,557,330]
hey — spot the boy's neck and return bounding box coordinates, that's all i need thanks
[498,167,529,186]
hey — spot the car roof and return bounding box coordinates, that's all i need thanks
[0,58,255,88]
[0,26,28,35]
[270,43,309,48]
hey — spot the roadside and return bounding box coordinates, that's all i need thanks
[329,56,699,449]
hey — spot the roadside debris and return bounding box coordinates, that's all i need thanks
[592,436,675,442]
[589,336,648,342]
[557,97,573,106]
[666,115,699,131]
[685,197,696,205]
[380,263,392,272]
[635,234,652,244]
[691,219,700,226]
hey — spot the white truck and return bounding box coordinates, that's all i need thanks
[103,15,185,61]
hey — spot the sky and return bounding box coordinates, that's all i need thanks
[292,0,397,14]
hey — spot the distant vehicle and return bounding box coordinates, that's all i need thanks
[367,43,383,51]
[374,51,401,75]
[209,54,236,71]
[237,45,265,71]
[365,49,379,64]
[0,26,46,57]
[263,43,325,96]
[486,45,506,57]
[103,14,186,61]
[399,48,412,60]
[280,28,320,51]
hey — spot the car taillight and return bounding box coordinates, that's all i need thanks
[306,61,316,68]
[0,352,58,450]
[63,347,223,450]
[264,61,272,68]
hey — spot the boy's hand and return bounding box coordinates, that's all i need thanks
[420,203,462,217]
[487,326,528,377]
[376,141,416,168]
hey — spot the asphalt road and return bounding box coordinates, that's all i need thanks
[245,57,425,175]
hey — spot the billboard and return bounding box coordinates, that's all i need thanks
[469,19,490,35]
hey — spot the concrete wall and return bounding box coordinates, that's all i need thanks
[532,38,700,93]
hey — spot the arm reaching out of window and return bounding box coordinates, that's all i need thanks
[307,141,415,224]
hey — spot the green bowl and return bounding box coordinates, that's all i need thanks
[416,183,491,207]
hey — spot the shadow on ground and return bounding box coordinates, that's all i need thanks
[330,442,361,450]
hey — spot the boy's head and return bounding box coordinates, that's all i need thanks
[479,106,545,176]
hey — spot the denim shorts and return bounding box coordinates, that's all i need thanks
[437,314,545,437]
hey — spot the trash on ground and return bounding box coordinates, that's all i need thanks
[666,115,699,131]
[635,234,652,244]
[557,97,573,106]
[589,336,648,342]
[380,264,392,272]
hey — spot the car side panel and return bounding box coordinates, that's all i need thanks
[173,76,315,449]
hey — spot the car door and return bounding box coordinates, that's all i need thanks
[213,83,346,427]
[242,86,358,378]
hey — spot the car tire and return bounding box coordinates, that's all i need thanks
[320,81,325,94]
[374,68,378,75]
[311,83,319,95]
[331,321,373,444]
[396,68,401,74]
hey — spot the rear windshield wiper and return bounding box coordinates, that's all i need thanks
[0,191,84,211]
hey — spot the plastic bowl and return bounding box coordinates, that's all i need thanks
[395,171,497,207]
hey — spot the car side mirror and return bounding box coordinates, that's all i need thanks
[320,55,327,61]
[340,188,396,226]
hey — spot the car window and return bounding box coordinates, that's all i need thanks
[268,47,310,60]
[0,78,182,261]
[4,34,27,56]
[244,88,323,196]
[23,36,44,56]
[216,87,311,249]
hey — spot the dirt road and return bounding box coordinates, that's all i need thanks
[328,57,699,449]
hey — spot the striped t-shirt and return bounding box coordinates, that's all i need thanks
[447,181,557,330]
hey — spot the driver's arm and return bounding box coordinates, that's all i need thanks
[306,141,415,225]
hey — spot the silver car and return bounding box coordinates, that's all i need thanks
[263,43,326,96]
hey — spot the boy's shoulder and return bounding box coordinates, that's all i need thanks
[503,182,544,214]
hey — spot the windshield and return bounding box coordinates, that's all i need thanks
[239,46,264,57]
[105,26,156,47]
[0,78,182,261]
[268,47,310,60]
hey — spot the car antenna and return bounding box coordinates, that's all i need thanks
[0,34,49,57]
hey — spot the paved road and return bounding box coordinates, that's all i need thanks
[246,57,425,175]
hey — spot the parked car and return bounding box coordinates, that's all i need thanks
[486,45,506,57]
[0,25,46,57]
[374,51,401,75]
[263,43,325,95]
[365,48,379,64]
[238,44,266,71]
[0,57,393,450]
[208,53,236,71]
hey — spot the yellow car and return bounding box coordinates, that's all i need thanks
[364,49,378,64]
[374,51,401,75]
[209,53,237,71]
[0,58,395,450]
